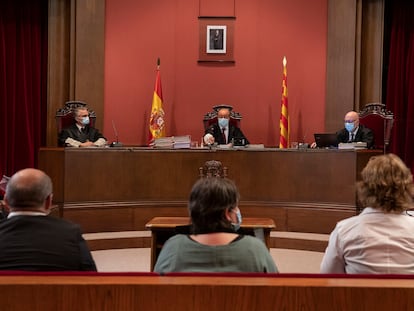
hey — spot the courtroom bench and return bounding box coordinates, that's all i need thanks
[1,272,414,310]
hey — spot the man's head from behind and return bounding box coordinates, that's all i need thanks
[5,168,53,212]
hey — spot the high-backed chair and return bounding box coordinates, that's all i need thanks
[203,105,242,130]
[0,175,9,197]
[0,175,10,219]
[55,101,97,134]
[359,103,394,153]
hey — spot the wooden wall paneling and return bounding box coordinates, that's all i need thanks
[359,0,385,107]
[56,149,361,204]
[39,148,381,234]
[47,0,71,147]
[64,204,189,233]
[47,0,105,148]
[325,0,357,132]
[286,206,355,234]
[38,148,65,203]
[73,0,105,130]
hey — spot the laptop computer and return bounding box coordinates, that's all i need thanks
[314,133,338,148]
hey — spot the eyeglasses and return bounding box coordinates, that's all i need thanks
[344,119,356,123]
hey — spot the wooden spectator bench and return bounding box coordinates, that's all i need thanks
[1,272,414,310]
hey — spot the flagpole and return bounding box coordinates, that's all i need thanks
[279,56,289,148]
[148,57,166,146]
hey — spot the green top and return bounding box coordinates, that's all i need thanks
[154,234,278,273]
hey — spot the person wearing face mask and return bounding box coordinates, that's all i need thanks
[203,107,250,146]
[58,106,107,147]
[336,111,374,149]
[310,110,374,148]
[154,177,278,273]
[0,168,97,271]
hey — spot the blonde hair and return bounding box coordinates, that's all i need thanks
[357,153,414,212]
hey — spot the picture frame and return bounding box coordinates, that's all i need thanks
[206,25,226,54]
[198,16,235,63]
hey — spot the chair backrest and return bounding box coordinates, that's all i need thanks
[199,160,228,178]
[0,175,9,197]
[55,101,96,133]
[359,103,394,152]
[203,105,242,130]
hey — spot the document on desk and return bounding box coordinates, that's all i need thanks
[338,142,367,150]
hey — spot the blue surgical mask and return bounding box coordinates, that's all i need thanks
[81,116,90,126]
[231,209,242,232]
[218,118,229,128]
[345,122,354,132]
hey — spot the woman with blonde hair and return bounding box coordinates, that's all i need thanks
[321,153,414,274]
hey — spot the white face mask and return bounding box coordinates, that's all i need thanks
[345,122,354,132]
[81,116,90,125]
[218,118,229,128]
[231,209,242,232]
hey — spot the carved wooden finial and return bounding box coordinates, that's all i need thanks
[199,160,228,178]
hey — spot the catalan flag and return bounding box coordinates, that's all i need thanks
[148,58,166,145]
[279,56,289,148]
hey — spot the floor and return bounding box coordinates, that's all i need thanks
[91,248,325,273]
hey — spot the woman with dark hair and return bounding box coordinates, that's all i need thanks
[321,153,414,274]
[154,177,278,273]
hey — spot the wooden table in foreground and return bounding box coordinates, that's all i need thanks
[145,216,276,271]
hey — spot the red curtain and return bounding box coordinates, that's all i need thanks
[0,0,48,177]
[386,1,414,172]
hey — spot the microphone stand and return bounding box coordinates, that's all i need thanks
[110,120,123,147]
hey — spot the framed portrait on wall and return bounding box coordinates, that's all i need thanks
[206,26,226,54]
[198,17,235,63]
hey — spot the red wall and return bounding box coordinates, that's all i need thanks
[104,0,327,146]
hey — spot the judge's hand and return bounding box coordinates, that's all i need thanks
[203,134,215,145]
[79,141,95,147]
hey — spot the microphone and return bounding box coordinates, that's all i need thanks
[110,120,123,147]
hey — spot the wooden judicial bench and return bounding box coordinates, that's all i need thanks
[145,216,276,270]
[38,147,382,237]
[1,272,414,310]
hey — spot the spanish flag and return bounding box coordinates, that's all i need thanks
[148,59,166,145]
[279,56,289,148]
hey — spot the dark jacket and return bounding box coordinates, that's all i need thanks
[205,123,250,145]
[336,125,374,149]
[58,123,106,147]
[0,215,97,271]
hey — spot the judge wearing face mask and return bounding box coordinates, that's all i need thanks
[203,107,249,146]
[58,106,107,147]
[154,177,278,273]
[336,111,374,149]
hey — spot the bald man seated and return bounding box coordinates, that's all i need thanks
[203,107,249,146]
[336,111,374,149]
[311,111,374,149]
[0,168,97,271]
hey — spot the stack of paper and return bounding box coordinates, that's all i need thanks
[153,137,174,148]
[154,135,191,149]
[172,135,191,149]
[338,142,367,150]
